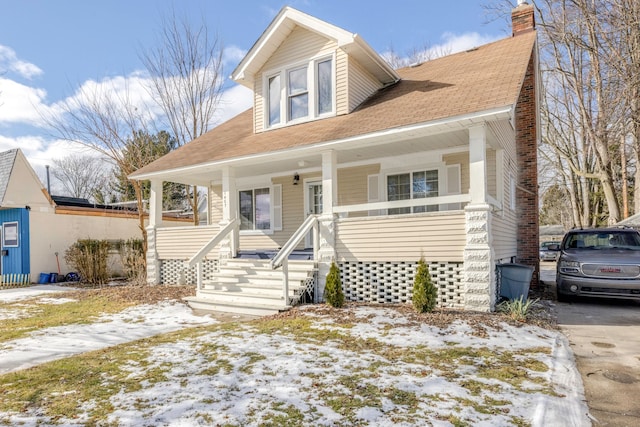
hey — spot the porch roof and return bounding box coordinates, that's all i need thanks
[131,31,536,182]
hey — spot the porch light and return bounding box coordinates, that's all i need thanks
[293,173,300,185]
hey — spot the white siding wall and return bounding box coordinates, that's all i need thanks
[348,57,382,112]
[336,212,466,262]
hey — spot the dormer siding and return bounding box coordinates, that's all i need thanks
[348,57,384,113]
[254,26,338,133]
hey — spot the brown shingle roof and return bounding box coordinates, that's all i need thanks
[132,31,536,178]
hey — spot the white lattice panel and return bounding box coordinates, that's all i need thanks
[338,261,463,308]
[160,259,219,285]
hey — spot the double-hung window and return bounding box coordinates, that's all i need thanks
[387,170,439,215]
[239,188,271,230]
[267,56,334,127]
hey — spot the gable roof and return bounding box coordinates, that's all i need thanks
[232,7,399,89]
[132,31,536,181]
[0,149,18,204]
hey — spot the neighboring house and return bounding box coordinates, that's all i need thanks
[0,148,188,285]
[131,2,540,315]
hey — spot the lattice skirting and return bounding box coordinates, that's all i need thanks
[338,261,464,308]
[160,259,219,285]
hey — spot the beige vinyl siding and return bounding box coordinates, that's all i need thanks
[335,49,349,115]
[486,148,497,199]
[491,154,518,261]
[254,26,337,132]
[443,152,469,194]
[348,57,382,112]
[156,225,220,260]
[335,212,466,262]
[237,173,319,249]
[236,165,383,249]
[254,78,264,133]
[338,164,380,216]
[489,120,516,160]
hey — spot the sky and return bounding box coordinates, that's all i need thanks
[0,0,512,192]
[0,285,590,425]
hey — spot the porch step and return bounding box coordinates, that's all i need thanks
[184,296,290,316]
[186,258,316,316]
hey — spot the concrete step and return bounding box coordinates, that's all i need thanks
[202,283,308,296]
[184,296,290,316]
[216,267,312,279]
[223,259,315,269]
[208,274,311,287]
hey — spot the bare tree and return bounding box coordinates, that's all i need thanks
[382,42,451,69]
[42,80,155,257]
[50,154,112,201]
[140,12,225,225]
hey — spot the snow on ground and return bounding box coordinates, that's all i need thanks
[0,291,219,375]
[0,287,591,426]
[0,285,78,303]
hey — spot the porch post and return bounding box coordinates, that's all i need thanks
[463,125,496,311]
[317,150,338,303]
[220,166,238,260]
[146,179,163,285]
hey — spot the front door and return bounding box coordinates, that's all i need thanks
[305,181,322,248]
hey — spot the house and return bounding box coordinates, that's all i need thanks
[0,148,188,286]
[130,2,540,315]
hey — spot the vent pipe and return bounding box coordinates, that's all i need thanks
[45,165,51,195]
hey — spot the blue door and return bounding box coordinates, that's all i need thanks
[0,208,30,275]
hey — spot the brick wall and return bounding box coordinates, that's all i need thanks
[515,52,540,284]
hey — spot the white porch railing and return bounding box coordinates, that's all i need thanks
[333,193,472,215]
[187,218,240,290]
[270,214,319,305]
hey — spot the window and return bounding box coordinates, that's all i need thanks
[268,75,281,126]
[288,66,308,121]
[317,59,332,115]
[239,188,271,230]
[387,170,439,215]
[266,57,334,127]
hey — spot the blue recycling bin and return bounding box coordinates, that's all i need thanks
[497,263,533,300]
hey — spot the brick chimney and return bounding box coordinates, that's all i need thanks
[512,0,540,285]
[512,0,535,36]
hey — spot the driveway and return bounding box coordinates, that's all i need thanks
[540,262,640,426]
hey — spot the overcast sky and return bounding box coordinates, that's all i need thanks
[0,0,510,187]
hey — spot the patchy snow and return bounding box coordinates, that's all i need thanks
[0,300,218,375]
[0,287,591,426]
[0,285,77,303]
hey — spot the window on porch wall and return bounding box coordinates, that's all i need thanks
[239,188,270,230]
[387,170,438,215]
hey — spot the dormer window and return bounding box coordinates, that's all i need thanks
[288,66,308,120]
[266,55,334,128]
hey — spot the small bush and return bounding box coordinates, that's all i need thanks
[65,239,110,285]
[497,297,539,322]
[324,261,345,308]
[412,258,438,313]
[119,239,146,286]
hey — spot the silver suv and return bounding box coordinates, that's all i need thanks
[555,228,640,301]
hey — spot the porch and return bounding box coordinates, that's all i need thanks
[144,118,518,315]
